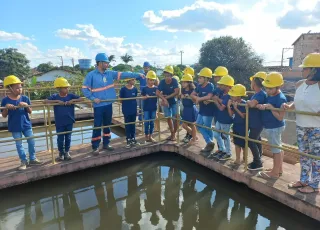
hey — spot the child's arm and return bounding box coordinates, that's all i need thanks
[213,98,226,111]
[227,99,234,117]
[44,99,65,104]
[265,104,285,121]
[196,93,213,104]
[233,102,245,119]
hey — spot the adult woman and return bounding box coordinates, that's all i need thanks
[283,53,320,194]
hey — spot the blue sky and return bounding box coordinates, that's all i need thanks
[1,0,320,67]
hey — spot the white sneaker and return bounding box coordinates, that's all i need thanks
[18,161,27,170]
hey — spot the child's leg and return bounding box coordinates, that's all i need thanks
[203,116,214,143]
[23,128,36,161]
[235,145,241,164]
[189,124,198,143]
[144,111,150,137]
[124,115,131,140]
[182,123,192,135]
[130,115,136,139]
[155,112,159,131]
[64,124,73,153]
[12,132,27,162]
[220,123,232,155]
[265,128,283,177]
[213,122,226,152]
[56,126,65,155]
[149,111,156,135]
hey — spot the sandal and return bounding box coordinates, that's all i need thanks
[288,181,306,189]
[258,171,279,180]
[298,186,319,194]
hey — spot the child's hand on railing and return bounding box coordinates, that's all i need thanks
[5,104,15,110]
[203,100,210,105]
[19,102,28,107]
[282,103,291,110]
[256,104,266,110]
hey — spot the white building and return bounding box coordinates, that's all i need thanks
[35,69,78,82]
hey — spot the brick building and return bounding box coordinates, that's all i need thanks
[292,32,320,69]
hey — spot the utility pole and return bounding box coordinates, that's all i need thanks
[71,58,74,68]
[281,48,293,67]
[58,56,63,67]
[179,50,184,65]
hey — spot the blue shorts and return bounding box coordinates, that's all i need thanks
[264,126,285,154]
[163,104,178,117]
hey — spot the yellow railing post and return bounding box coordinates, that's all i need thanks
[157,98,161,142]
[43,106,49,150]
[141,98,144,135]
[244,104,249,171]
[176,102,180,144]
[81,126,84,144]
[46,105,56,164]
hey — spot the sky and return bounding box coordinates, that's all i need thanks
[1,0,320,68]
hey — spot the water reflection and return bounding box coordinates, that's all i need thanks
[0,154,319,230]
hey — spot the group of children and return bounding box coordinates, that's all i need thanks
[1,67,287,178]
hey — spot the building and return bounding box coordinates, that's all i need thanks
[34,69,78,83]
[292,32,320,69]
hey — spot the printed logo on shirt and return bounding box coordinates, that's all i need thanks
[202,92,207,95]
[170,86,173,89]
[103,77,107,83]
[132,93,136,96]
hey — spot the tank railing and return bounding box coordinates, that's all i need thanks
[1,96,320,168]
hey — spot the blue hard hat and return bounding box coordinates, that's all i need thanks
[143,61,151,67]
[95,53,109,62]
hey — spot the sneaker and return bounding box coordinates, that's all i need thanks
[103,145,114,151]
[247,162,263,171]
[131,139,140,146]
[64,152,72,161]
[200,143,210,153]
[207,142,215,152]
[126,140,132,148]
[92,148,100,156]
[213,151,226,159]
[18,161,27,170]
[57,153,64,161]
[219,153,232,161]
[182,134,190,143]
[29,159,42,165]
[209,150,222,158]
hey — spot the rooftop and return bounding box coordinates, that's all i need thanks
[292,32,320,45]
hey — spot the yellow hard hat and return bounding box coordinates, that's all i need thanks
[4,75,22,87]
[181,74,193,82]
[299,53,320,68]
[262,72,284,88]
[54,77,71,88]
[198,67,212,78]
[217,75,234,87]
[173,75,180,83]
[250,71,267,81]
[146,70,157,80]
[228,84,246,97]
[183,66,194,77]
[163,65,174,75]
[213,66,228,77]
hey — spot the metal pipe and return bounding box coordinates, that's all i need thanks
[43,106,49,150]
[244,104,249,172]
[47,105,56,164]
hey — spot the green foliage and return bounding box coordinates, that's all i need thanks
[120,53,133,64]
[113,64,132,72]
[37,62,54,73]
[199,36,264,87]
[108,55,115,62]
[0,48,31,80]
[134,65,143,73]
[173,65,183,78]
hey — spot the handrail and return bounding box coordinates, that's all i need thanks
[1,95,320,168]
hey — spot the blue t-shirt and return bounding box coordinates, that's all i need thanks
[213,87,224,97]
[249,90,267,128]
[262,92,287,129]
[120,86,138,116]
[181,88,195,107]
[141,86,158,111]
[137,70,147,91]
[158,78,179,106]
[47,93,80,127]
[196,83,215,116]
[216,94,233,124]
[232,99,246,124]
[1,95,32,132]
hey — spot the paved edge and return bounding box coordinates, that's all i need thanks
[0,142,319,222]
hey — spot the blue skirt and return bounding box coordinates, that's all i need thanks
[233,123,246,148]
[182,105,198,123]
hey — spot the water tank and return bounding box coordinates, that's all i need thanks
[78,59,92,69]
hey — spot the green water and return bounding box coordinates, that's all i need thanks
[0,153,318,230]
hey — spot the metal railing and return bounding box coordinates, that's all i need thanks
[1,95,320,171]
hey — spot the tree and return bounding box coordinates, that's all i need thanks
[199,36,264,87]
[0,48,30,80]
[37,62,54,73]
[120,53,133,64]
[108,55,116,62]
[113,63,132,72]
[173,65,183,78]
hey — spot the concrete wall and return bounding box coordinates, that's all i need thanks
[293,34,320,69]
[36,70,76,82]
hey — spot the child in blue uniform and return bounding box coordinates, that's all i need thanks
[1,75,42,170]
[257,72,287,179]
[141,71,158,143]
[45,77,83,161]
[120,78,140,148]
[212,75,235,160]
[247,72,267,171]
[191,68,215,153]
[227,84,247,165]
[181,74,198,144]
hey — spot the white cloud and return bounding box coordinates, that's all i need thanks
[0,30,30,41]
[143,0,242,32]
